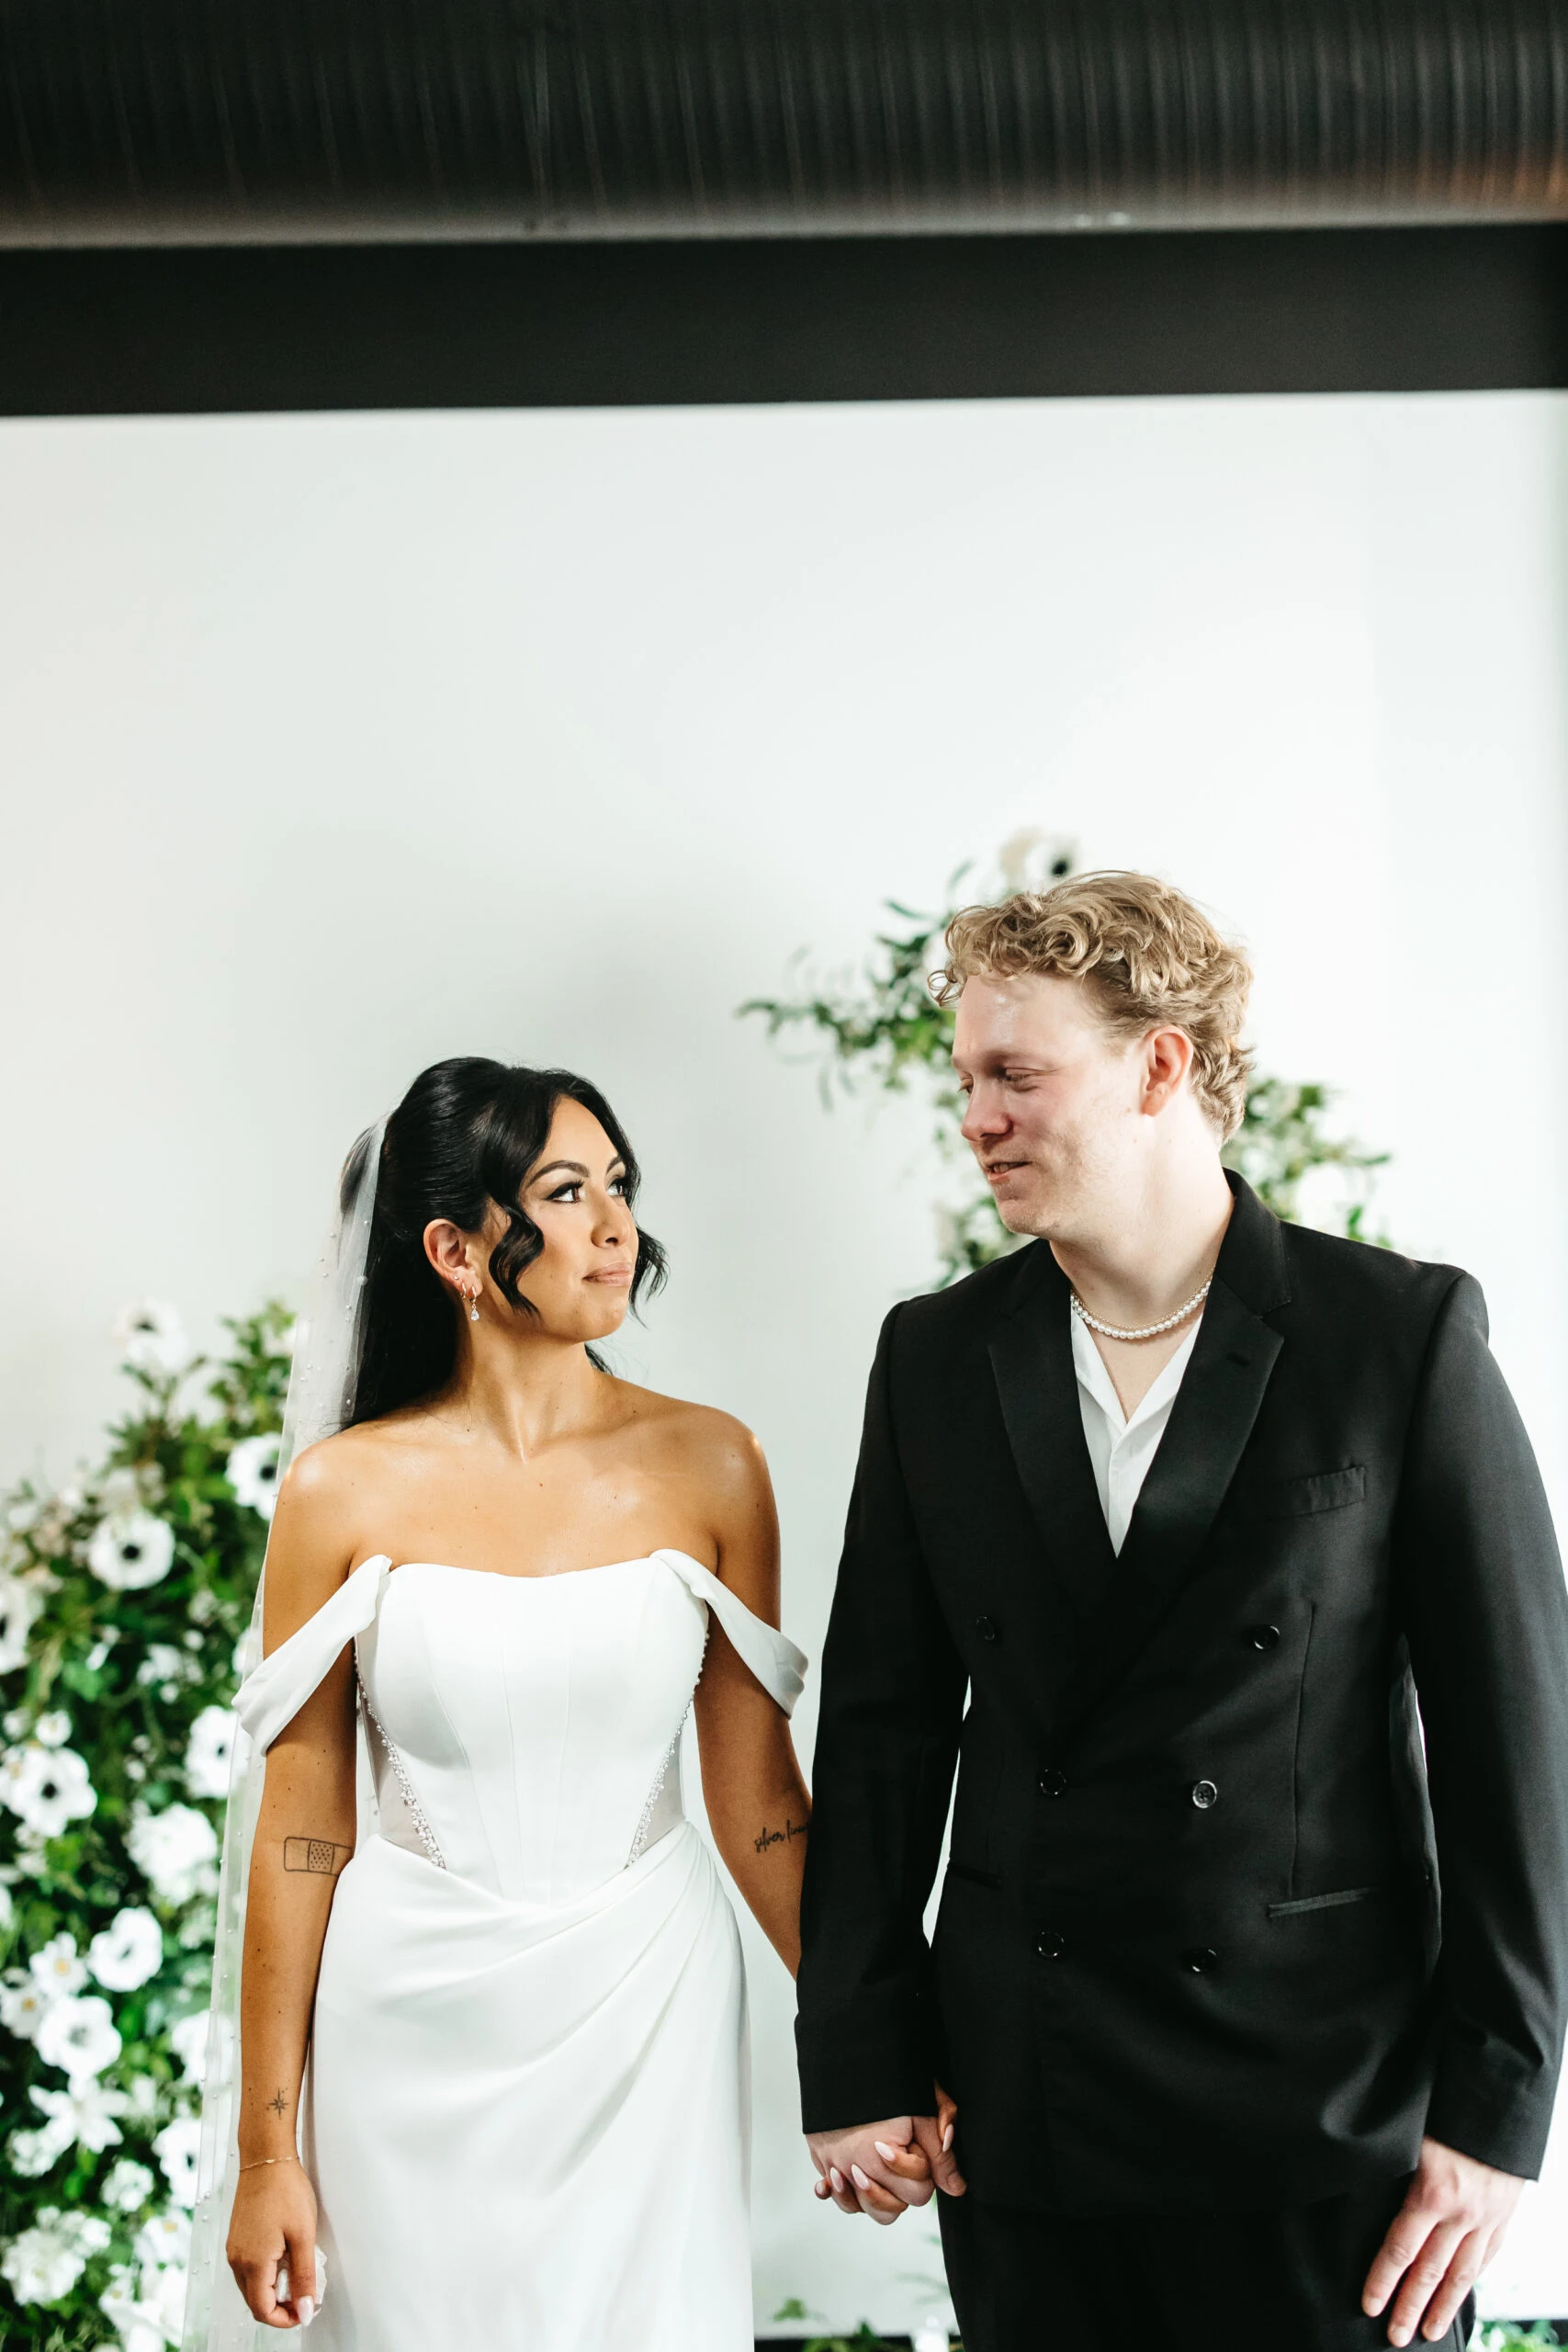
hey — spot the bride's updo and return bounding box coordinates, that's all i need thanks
[347,1057,665,1427]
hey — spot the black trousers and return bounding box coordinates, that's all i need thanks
[938,2173,1477,2352]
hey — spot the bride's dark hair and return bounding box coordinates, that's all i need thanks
[346,1057,666,1428]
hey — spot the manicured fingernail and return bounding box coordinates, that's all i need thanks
[829,2167,844,2191]
[851,2165,871,2189]
[874,2141,897,2161]
[296,2299,315,2328]
[814,2176,829,2197]
[942,2124,953,2152]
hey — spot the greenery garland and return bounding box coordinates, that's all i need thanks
[741,842,1391,1278]
[0,1302,291,2348]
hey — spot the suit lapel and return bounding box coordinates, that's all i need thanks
[1050,1174,1292,1747]
[987,1242,1115,1621]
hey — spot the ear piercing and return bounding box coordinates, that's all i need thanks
[458,1276,480,1323]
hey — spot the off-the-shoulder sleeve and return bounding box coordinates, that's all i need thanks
[235,1554,392,1753]
[653,1549,807,1715]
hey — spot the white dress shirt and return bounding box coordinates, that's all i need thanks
[1071,1307,1202,1555]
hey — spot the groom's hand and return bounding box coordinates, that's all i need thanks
[1361,2136,1523,2345]
[807,2086,965,2225]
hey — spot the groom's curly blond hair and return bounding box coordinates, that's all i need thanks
[935,870,1254,1141]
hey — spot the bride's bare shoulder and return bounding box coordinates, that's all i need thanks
[268,1414,431,1575]
[610,1380,770,1497]
[278,1416,415,1511]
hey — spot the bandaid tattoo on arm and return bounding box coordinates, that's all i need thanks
[282,1836,353,1876]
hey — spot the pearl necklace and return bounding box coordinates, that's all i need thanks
[1069,1278,1212,1344]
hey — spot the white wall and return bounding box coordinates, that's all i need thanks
[0,389,1564,2328]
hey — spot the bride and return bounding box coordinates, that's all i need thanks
[193,1056,836,2348]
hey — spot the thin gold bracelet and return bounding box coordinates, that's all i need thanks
[237,2155,301,2175]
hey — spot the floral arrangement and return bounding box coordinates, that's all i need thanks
[0,1300,291,2348]
[741,831,1389,1281]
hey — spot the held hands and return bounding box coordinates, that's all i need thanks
[227,2157,322,2329]
[807,2086,965,2225]
[1361,2137,1524,2346]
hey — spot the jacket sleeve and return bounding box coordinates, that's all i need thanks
[794,1302,969,2132]
[1396,1272,1568,2177]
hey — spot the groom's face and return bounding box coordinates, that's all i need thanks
[952,972,1141,1239]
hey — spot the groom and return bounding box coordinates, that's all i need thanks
[795,872,1568,2350]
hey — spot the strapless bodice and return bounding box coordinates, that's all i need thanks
[237,1546,807,1907]
[358,1556,710,1900]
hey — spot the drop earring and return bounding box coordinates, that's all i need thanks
[463,1279,480,1324]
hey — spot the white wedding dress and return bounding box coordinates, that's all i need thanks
[231,1547,807,2352]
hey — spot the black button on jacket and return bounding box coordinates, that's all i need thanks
[795,1174,1568,2215]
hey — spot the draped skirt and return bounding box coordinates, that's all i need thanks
[303,1823,753,2350]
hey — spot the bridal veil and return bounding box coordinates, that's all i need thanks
[181,1121,384,2352]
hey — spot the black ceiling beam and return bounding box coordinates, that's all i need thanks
[2,223,1564,415]
[2,0,1567,249]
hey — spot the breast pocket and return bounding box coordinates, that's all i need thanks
[1227,1464,1365,1522]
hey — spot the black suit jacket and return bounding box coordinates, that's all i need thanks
[795,1175,1568,2212]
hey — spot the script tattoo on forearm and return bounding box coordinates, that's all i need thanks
[753,1816,808,1857]
[282,1835,353,1876]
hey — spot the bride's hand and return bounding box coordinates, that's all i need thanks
[808,2084,965,2222]
[228,2158,321,2328]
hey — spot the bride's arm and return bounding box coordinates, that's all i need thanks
[227,1449,362,2330]
[688,1418,813,1976]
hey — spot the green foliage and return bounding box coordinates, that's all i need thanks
[0,1304,291,2346]
[770,2308,933,2351]
[742,877,1390,1279]
[1478,2328,1561,2351]
[1221,1077,1388,1241]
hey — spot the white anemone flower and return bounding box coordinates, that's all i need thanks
[134,1642,188,1695]
[102,2275,178,2352]
[101,2156,156,2213]
[8,2115,75,2176]
[106,2227,196,2351]
[1,2206,111,2305]
[224,1433,281,1521]
[0,1969,52,2041]
[2,2220,83,2304]
[112,1300,192,1378]
[0,1568,45,1673]
[168,2007,210,2086]
[96,1467,143,1516]
[126,1802,220,1905]
[996,825,1080,892]
[33,1708,72,1747]
[29,2075,129,2153]
[141,2256,189,2341]
[0,1743,97,1838]
[36,1991,122,2082]
[122,2071,160,2122]
[183,1705,236,1801]
[87,1511,175,1593]
[152,2115,202,2208]
[136,2205,192,2275]
[88,1906,164,1993]
[99,2262,166,2352]
[29,1931,88,2000]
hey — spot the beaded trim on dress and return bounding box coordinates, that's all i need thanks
[356,1665,447,1870]
[626,1622,710,1865]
